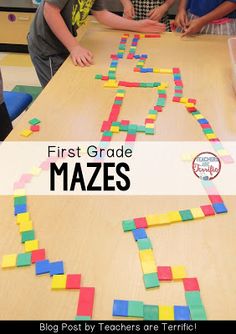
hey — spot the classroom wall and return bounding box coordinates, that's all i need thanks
[103,0,179,15]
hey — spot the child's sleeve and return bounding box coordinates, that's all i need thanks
[92,0,105,11]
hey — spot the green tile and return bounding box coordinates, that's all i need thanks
[203,128,214,134]
[157,90,166,94]
[128,301,144,318]
[143,273,160,289]
[137,238,152,250]
[127,129,137,135]
[148,110,158,115]
[29,118,40,125]
[112,122,121,127]
[12,85,42,102]
[145,128,155,135]
[21,230,35,243]
[185,291,203,306]
[117,89,125,93]
[156,98,166,107]
[122,220,135,232]
[128,124,137,131]
[175,93,183,97]
[175,86,183,90]
[16,253,31,267]
[75,316,91,320]
[143,305,159,320]
[95,74,102,79]
[109,73,116,80]
[114,100,122,105]
[103,131,112,137]
[191,111,201,116]
[153,82,161,87]
[14,196,27,206]
[140,83,147,87]
[179,210,194,221]
[137,125,146,133]
[146,83,154,87]
[120,125,128,131]
[189,305,207,320]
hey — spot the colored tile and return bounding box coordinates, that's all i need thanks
[168,211,182,223]
[143,273,160,288]
[16,212,30,224]
[171,266,187,280]
[24,239,39,252]
[179,210,194,221]
[157,266,173,281]
[31,249,46,263]
[212,202,228,214]
[21,230,35,243]
[200,205,215,216]
[132,228,147,241]
[183,278,200,291]
[159,306,174,320]
[113,300,128,317]
[189,304,207,320]
[174,306,191,320]
[190,208,205,219]
[134,217,147,229]
[128,301,144,318]
[122,219,135,232]
[16,253,31,267]
[51,274,67,289]
[50,261,64,276]
[1,254,17,268]
[137,238,153,250]
[143,305,159,320]
[185,291,202,306]
[35,259,50,275]
[66,274,81,289]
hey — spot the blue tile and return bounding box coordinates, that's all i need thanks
[35,260,50,275]
[14,204,27,215]
[50,261,64,276]
[213,202,228,214]
[113,300,129,317]
[132,228,147,241]
[174,306,191,320]
[198,119,209,124]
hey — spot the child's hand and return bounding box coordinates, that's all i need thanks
[70,45,93,67]
[137,19,166,33]
[123,2,135,19]
[147,4,167,21]
[175,9,189,29]
[182,18,205,37]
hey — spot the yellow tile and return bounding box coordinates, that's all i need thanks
[24,239,39,252]
[16,212,30,225]
[159,68,173,74]
[190,207,205,219]
[139,249,155,262]
[147,114,157,120]
[206,133,217,139]
[146,214,159,227]
[14,189,26,197]
[193,114,204,120]
[185,102,195,108]
[1,254,17,268]
[104,80,118,88]
[171,266,187,280]
[0,53,33,67]
[51,275,67,290]
[180,97,188,104]
[153,68,160,73]
[31,167,42,176]
[159,306,174,320]
[145,123,155,129]
[19,220,33,233]
[156,213,172,225]
[141,261,157,274]
[110,126,120,133]
[116,93,125,98]
[158,82,168,89]
[168,211,182,223]
[21,129,33,137]
[109,67,117,71]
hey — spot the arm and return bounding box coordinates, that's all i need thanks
[148,0,175,21]
[92,10,166,33]
[44,3,93,66]
[175,0,189,28]
[182,1,236,36]
[120,0,135,19]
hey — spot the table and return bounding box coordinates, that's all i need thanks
[1,20,236,320]
[0,0,37,52]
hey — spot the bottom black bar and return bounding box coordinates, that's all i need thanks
[0,321,235,334]
[0,43,29,53]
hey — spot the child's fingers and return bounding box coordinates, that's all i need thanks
[71,56,78,66]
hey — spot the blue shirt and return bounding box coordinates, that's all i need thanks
[187,0,236,18]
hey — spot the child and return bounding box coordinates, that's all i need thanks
[0,69,12,140]
[120,0,175,31]
[175,0,236,36]
[28,0,166,87]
